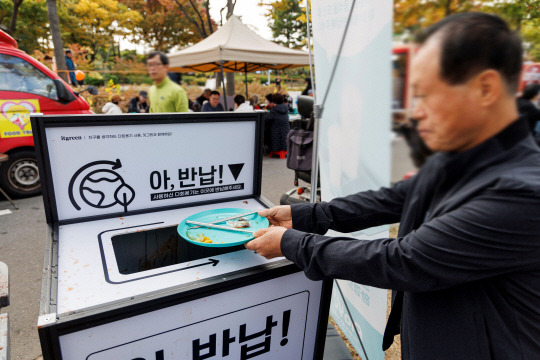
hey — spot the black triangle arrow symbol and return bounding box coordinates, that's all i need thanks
[228,163,245,181]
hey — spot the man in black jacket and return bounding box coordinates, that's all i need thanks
[246,13,540,359]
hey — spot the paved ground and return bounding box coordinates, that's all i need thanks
[0,136,414,359]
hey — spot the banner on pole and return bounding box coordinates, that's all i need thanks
[311,0,393,359]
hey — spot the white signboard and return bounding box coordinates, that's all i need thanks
[311,0,393,359]
[58,272,323,360]
[44,121,256,221]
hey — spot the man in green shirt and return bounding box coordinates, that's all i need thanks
[146,51,189,113]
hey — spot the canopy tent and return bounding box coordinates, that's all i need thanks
[168,15,311,73]
[168,15,312,104]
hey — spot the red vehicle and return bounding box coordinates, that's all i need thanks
[0,30,94,197]
[520,62,540,92]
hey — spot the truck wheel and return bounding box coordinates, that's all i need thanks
[0,150,41,198]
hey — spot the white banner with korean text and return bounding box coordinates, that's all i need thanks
[311,0,393,359]
[44,120,256,221]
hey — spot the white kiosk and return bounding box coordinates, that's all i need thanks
[32,112,331,359]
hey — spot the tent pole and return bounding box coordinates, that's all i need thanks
[220,61,228,110]
[305,0,318,203]
[244,64,248,98]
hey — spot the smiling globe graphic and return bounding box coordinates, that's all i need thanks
[80,169,134,210]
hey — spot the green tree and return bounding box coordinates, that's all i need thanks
[262,0,307,49]
[58,0,142,62]
[0,0,49,51]
[120,0,206,52]
[393,0,479,35]
[482,0,540,33]
[486,1,540,61]
[174,0,216,38]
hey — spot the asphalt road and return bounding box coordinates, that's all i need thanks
[0,136,413,359]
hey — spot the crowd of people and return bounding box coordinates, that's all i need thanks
[100,51,308,115]
[100,51,307,153]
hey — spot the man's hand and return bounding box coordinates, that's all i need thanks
[258,206,292,229]
[245,227,287,259]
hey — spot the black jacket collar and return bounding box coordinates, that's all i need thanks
[437,117,530,176]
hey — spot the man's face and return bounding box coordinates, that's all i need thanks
[410,38,485,152]
[147,55,169,84]
[66,52,73,59]
[209,94,220,107]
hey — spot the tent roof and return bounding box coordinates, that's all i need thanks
[168,15,311,73]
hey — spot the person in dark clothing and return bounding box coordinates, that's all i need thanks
[301,77,312,96]
[196,89,211,106]
[275,75,282,93]
[65,50,77,86]
[264,94,290,153]
[128,90,149,113]
[167,72,182,84]
[201,90,225,112]
[393,118,434,168]
[246,13,540,360]
[264,93,274,111]
[517,83,540,135]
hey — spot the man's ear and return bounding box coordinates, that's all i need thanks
[474,70,502,107]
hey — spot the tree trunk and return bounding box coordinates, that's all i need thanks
[216,72,223,90]
[8,0,23,35]
[445,0,451,16]
[226,0,234,18]
[224,0,235,98]
[226,72,235,98]
[46,0,68,82]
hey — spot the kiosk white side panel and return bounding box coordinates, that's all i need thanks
[59,272,323,360]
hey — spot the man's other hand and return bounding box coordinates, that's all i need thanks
[245,227,287,259]
[258,206,292,228]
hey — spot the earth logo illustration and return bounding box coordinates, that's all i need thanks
[80,169,135,211]
[69,159,135,213]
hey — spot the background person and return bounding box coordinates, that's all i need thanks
[517,83,540,135]
[146,51,188,113]
[64,50,77,86]
[128,90,149,113]
[246,12,540,359]
[102,94,122,114]
[301,77,312,96]
[233,94,253,112]
[196,89,211,106]
[201,90,224,112]
[274,75,282,93]
[264,93,289,153]
[264,93,274,111]
[249,94,261,110]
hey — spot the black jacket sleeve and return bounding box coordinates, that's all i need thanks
[282,186,540,292]
[290,179,411,234]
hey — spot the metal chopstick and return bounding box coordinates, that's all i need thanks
[187,210,261,229]
[186,220,254,233]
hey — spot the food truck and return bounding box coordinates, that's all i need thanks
[32,111,332,359]
[0,30,92,198]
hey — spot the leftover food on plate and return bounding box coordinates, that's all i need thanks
[196,234,213,243]
[227,218,250,228]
